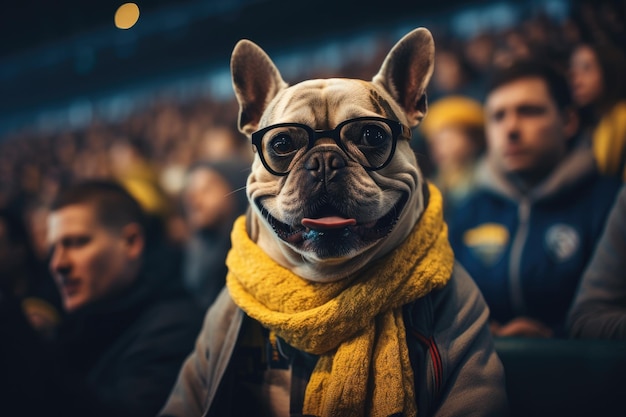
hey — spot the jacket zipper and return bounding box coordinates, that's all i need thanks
[509,198,530,315]
[411,329,443,397]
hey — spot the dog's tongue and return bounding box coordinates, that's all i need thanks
[302,216,357,230]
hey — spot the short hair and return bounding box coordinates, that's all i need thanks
[50,180,147,232]
[485,59,573,111]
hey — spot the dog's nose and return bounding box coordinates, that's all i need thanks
[304,149,346,181]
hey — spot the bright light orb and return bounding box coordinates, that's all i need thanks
[115,3,140,29]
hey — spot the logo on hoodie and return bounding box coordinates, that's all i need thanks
[463,223,509,266]
[545,224,580,262]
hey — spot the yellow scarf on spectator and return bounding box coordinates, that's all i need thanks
[226,183,453,417]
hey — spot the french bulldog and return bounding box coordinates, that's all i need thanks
[159,27,509,417]
[231,27,435,281]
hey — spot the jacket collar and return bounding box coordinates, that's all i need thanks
[475,141,597,203]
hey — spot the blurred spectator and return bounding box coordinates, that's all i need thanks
[448,60,622,338]
[181,159,249,309]
[23,198,54,261]
[573,0,626,50]
[491,28,533,69]
[429,41,484,102]
[464,31,496,78]
[567,184,626,340]
[109,134,173,239]
[419,95,486,220]
[0,180,203,417]
[569,41,626,180]
[195,125,253,163]
[0,206,61,339]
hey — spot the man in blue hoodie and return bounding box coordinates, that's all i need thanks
[448,60,622,338]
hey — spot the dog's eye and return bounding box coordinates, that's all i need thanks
[360,124,388,147]
[269,134,297,155]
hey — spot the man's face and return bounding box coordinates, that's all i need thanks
[485,77,572,183]
[47,204,139,313]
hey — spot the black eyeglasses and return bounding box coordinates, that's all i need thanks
[251,117,411,176]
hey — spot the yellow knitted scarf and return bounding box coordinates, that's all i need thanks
[226,183,454,417]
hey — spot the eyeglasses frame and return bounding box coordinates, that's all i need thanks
[251,116,411,176]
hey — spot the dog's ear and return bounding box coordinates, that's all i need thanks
[231,40,288,135]
[372,28,435,127]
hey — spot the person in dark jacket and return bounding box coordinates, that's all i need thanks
[0,206,62,339]
[0,180,204,417]
[181,159,250,310]
[448,59,622,338]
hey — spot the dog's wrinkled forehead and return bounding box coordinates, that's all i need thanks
[261,78,404,128]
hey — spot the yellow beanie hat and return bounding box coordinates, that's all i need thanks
[420,95,485,140]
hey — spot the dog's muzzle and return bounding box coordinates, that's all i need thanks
[256,191,408,258]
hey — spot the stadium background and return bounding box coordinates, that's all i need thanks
[0,0,581,136]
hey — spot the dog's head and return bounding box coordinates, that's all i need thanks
[231,28,435,282]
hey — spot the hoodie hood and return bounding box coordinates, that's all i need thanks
[475,142,597,203]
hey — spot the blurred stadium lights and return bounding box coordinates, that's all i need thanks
[115,3,141,30]
[0,0,570,138]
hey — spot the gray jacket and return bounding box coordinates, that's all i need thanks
[567,184,626,340]
[159,263,509,417]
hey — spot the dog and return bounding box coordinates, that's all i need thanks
[159,27,508,417]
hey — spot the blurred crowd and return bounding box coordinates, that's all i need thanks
[0,0,624,326]
[0,1,622,243]
[0,96,251,253]
[0,0,625,415]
